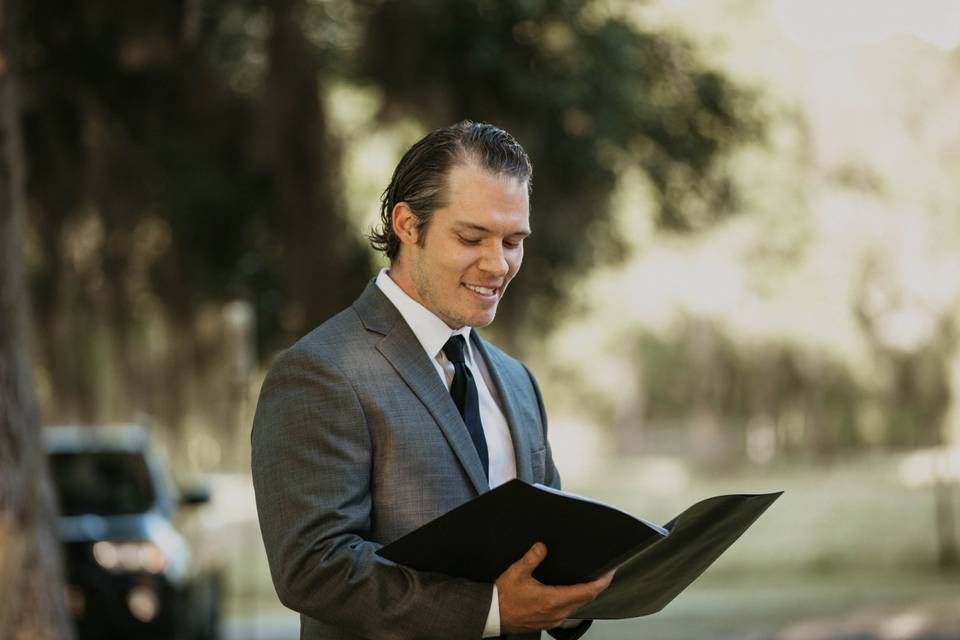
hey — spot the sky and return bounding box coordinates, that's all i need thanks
[772,0,960,50]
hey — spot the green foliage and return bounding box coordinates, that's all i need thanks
[16,0,762,431]
[18,0,369,355]
[21,1,255,325]
[19,0,758,353]
[625,320,868,453]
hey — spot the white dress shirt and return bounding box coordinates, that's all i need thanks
[375,269,515,637]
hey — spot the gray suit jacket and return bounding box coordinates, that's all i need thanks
[252,282,582,640]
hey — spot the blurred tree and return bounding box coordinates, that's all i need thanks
[595,322,864,461]
[356,0,761,345]
[15,0,759,447]
[0,0,74,634]
[853,258,958,568]
[18,0,369,430]
[261,0,370,338]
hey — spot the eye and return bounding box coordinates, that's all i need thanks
[458,235,481,246]
[504,238,523,249]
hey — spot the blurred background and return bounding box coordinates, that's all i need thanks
[3,0,960,638]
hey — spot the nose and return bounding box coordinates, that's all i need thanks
[479,242,509,277]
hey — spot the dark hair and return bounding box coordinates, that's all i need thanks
[368,120,532,261]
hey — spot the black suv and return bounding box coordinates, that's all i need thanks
[45,425,222,640]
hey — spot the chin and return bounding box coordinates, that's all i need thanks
[466,309,497,328]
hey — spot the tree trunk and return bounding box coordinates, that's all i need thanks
[0,0,74,635]
[262,0,369,338]
[933,474,958,570]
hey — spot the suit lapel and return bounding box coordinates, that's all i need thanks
[470,333,536,484]
[353,282,489,495]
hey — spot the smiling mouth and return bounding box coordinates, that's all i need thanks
[463,283,499,297]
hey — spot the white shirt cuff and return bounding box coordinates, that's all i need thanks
[482,584,500,638]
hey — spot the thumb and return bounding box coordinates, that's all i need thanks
[517,542,548,575]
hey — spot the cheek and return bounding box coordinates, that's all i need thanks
[453,247,483,271]
[431,240,468,272]
[508,249,523,276]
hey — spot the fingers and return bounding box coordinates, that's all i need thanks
[497,549,613,634]
[511,543,610,604]
[595,569,615,589]
[516,542,548,575]
[548,569,614,607]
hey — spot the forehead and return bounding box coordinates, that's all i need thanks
[439,164,530,229]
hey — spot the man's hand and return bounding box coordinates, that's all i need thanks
[496,542,614,633]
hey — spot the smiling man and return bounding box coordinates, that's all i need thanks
[252,121,610,640]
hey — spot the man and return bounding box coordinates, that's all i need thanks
[252,121,611,639]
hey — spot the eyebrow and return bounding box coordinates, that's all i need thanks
[453,222,531,237]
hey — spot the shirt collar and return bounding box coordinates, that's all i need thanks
[375,268,473,361]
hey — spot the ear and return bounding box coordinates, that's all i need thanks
[391,202,420,247]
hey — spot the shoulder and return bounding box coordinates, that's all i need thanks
[265,306,373,382]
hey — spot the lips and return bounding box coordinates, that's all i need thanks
[463,283,499,297]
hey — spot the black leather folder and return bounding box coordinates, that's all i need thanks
[378,479,782,619]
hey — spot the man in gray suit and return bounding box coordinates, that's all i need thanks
[252,121,611,639]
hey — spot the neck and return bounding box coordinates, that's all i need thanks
[385,261,421,307]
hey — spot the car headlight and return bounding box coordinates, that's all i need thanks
[92,540,167,574]
[127,585,160,622]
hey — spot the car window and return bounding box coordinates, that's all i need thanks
[50,452,156,516]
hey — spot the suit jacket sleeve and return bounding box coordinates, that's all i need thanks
[251,345,492,639]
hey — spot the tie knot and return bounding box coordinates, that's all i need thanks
[442,335,467,365]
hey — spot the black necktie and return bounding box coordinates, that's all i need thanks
[442,335,489,478]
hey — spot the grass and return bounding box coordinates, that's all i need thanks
[591,571,959,640]
[214,451,960,639]
[573,451,954,573]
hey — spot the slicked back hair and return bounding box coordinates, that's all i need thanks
[368,120,532,262]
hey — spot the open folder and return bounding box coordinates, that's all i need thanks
[377,479,782,619]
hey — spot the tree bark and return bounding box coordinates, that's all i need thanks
[0,0,74,635]
[262,0,369,338]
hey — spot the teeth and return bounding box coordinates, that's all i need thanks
[465,284,495,296]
